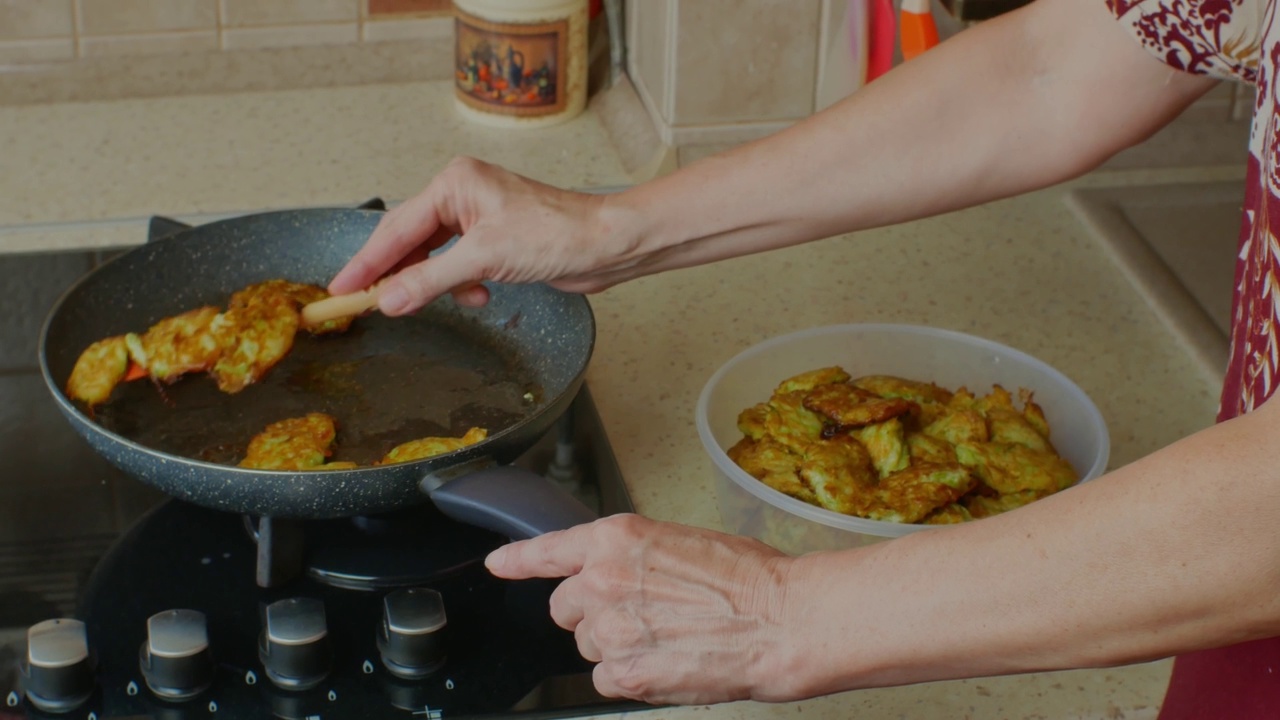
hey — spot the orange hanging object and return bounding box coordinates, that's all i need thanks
[900,0,939,61]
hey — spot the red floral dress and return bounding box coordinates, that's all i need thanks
[1109,0,1279,716]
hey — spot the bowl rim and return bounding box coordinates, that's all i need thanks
[694,322,1112,537]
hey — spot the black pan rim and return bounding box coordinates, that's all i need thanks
[37,207,597,479]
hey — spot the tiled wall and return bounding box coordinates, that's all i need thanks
[0,0,615,108]
[0,0,452,64]
[625,0,966,145]
[627,0,825,145]
[628,0,1243,147]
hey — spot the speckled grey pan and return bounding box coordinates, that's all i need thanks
[38,209,598,538]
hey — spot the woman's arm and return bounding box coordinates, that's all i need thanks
[331,0,1216,313]
[486,398,1280,704]
[776,395,1280,698]
[602,0,1216,277]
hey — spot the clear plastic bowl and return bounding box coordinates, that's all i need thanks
[695,324,1110,555]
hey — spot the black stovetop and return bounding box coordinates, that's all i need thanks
[1,384,639,720]
[0,209,641,720]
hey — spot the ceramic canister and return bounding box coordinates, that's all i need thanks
[451,0,589,128]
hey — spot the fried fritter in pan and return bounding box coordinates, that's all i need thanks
[381,427,489,465]
[237,417,489,471]
[65,279,357,406]
[209,288,300,394]
[239,412,341,470]
[231,280,355,335]
[65,336,130,407]
[124,306,221,384]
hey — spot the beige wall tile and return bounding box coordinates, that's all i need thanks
[80,31,218,57]
[221,23,359,49]
[627,0,672,122]
[77,0,217,35]
[0,1,74,40]
[673,0,821,125]
[362,16,451,42]
[815,0,860,111]
[221,0,359,27]
[0,38,75,63]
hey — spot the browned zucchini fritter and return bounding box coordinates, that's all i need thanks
[728,368,1078,526]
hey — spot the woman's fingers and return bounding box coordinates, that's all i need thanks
[330,201,442,295]
[549,575,587,631]
[329,158,483,295]
[450,283,491,307]
[486,523,593,579]
[375,240,487,315]
[330,155,636,317]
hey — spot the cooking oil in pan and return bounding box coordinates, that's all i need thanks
[94,311,543,467]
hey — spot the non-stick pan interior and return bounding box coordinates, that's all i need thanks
[42,209,595,469]
[93,311,539,466]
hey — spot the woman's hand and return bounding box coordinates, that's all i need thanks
[328,156,641,316]
[485,514,808,705]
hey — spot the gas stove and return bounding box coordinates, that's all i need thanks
[0,204,641,720]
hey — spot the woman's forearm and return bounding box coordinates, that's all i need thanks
[602,0,1216,279]
[774,401,1280,697]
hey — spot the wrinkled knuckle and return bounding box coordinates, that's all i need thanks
[445,155,485,177]
[395,266,430,299]
[547,588,575,627]
[396,263,427,294]
[595,513,646,543]
[585,563,633,596]
[608,663,649,698]
[458,248,494,285]
[598,607,645,647]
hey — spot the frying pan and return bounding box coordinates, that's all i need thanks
[38,208,598,540]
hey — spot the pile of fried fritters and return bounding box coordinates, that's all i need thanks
[728,367,1078,524]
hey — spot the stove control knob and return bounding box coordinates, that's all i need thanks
[377,588,447,679]
[259,598,331,691]
[139,609,214,700]
[20,618,95,714]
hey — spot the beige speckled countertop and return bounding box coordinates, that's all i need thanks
[2,79,1249,719]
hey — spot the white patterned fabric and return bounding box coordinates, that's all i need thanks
[1111,0,1271,421]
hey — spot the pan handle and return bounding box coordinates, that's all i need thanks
[424,465,599,540]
